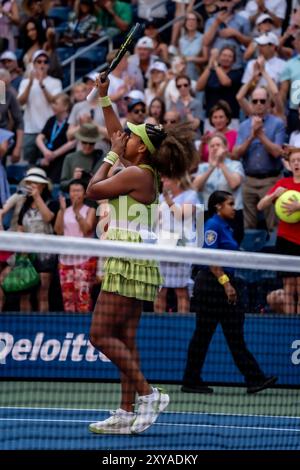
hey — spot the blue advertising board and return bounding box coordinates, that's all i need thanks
[0,313,299,385]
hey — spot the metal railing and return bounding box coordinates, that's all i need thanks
[61,34,113,92]
[61,0,203,92]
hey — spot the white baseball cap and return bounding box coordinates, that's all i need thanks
[255,32,279,46]
[136,36,154,49]
[125,89,146,102]
[149,61,168,73]
[0,51,17,62]
[256,13,273,25]
[32,49,49,63]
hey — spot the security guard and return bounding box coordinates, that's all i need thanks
[182,190,277,394]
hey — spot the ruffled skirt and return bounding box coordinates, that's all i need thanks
[101,228,163,301]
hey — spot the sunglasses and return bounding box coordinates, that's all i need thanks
[132,108,146,114]
[177,83,189,88]
[81,141,95,145]
[252,99,267,104]
[36,59,49,64]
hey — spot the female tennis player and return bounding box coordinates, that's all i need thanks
[86,74,197,434]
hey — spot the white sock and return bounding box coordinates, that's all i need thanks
[117,408,135,416]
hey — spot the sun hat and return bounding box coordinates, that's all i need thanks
[74,123,102,143]
[23,167,52,189]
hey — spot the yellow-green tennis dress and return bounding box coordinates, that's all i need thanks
[101,164,163,301]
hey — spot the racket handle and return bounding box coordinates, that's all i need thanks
[86,87,99,103]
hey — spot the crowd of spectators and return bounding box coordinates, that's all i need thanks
[0,0,300,314]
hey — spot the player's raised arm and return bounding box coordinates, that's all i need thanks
[95,74,123,139]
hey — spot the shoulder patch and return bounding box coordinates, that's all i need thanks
[205,230,218,246]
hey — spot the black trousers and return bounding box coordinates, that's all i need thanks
[183,270,266,386]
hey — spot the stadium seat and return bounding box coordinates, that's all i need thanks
[56,47,74,63]
[6,164,29,184]
[236,230,269,290]
[48,6,71,25]
[240,229,269,252]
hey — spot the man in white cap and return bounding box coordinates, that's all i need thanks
[17,50,62,164]
[242,32,286,86]
[127,36,159,90]
[0,51,23,92]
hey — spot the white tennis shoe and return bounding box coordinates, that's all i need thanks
[89,408,136,434]
[131,387,169,434]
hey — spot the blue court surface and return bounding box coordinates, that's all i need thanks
[0,382,299,450]
[0,405,299,450]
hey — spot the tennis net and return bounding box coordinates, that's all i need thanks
[0,231,299,450]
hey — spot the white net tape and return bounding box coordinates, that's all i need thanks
[0,231,299,273]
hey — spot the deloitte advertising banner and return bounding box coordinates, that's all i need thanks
[0,313,299,385]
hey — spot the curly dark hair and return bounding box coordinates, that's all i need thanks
[146,122,198,178]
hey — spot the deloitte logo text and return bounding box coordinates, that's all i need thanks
[0,332,110,363]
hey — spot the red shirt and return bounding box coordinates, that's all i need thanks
[267,177,300,245]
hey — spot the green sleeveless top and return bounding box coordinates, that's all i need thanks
[108,164,159,235]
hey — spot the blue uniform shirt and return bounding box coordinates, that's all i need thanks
[203,214,239,274]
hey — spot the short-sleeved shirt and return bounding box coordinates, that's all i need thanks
[97,1,132,29]
[267,177,300,245]
[195,158,245,210]
[280,55,300,110]
[235,114,286,175]
[60,149,103,191]
[18,76,62,133]
[203,213,239,274]
[18,199,59,233]
[242,56,286,86]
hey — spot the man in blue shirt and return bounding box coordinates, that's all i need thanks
[233,87,285,230]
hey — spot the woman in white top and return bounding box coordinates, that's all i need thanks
[155,174,200,313]
[54,178,97,313]
[193,133,245,243]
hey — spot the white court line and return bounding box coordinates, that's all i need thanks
[0,406,299,420]
[0,417,299,433]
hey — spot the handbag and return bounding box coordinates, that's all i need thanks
[1,253,40,293]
